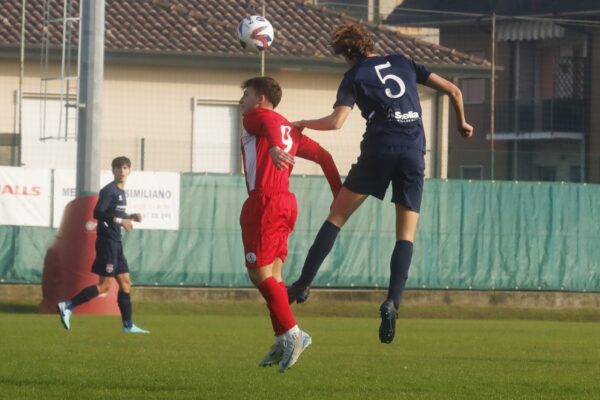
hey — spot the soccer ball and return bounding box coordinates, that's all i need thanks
[237,15,274,53]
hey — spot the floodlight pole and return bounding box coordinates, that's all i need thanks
[76,0,105,197]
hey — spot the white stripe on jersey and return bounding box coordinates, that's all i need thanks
[241,129,257,191]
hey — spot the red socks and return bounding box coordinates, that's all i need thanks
[258,277,296,336]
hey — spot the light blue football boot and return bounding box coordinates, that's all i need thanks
[278,330,311,372]
[258,339,284,367]
[57,301,72,330]
[122,323,150,334]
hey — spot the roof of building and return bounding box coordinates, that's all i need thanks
[0,0,489,70]
[384,0,600,27]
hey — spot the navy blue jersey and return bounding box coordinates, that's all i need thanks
[334,54,431,151]
[94,181,130,241]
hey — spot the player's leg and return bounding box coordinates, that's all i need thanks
[379,149,424,344]
[388,204,419,306]
[250,262,311,372]
[56,261,112,330]
[249,261,300,369]
[115,263,149,334]
[289,186,368,302]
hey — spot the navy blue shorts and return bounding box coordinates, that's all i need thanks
[344,146,425,212]
[91,238,129,276]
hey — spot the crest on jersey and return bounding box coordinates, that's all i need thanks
[245,252,257,263]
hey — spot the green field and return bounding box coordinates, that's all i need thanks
[2,301,600,400]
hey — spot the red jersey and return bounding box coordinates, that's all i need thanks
[241,108,342,195]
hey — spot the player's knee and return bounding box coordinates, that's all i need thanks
[396,233,415,242]
[97,280,111,293]
[247,269,270,287]
[327,214,347,228]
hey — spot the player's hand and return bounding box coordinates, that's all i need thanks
[291,121,305,132]
[269,146,294,170]
[131,213,143,223]
[121,219,134,232]
[459,121,473,138]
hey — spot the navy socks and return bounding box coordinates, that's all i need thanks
[69,285,99,309]
[387,240,414,309]
[118,291,133,328]
[295,220,340,287]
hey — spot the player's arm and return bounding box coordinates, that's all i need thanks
[423,73,473,138]
[296,135,342,197]
[293,106,352,131]
[93,190,135,229]
[269,146,294,170]
[93,190,117,223]
[293,73,354,131]
[127,213,143,222]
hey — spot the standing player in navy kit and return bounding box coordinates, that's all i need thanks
[57,156,149,334]
[239,77,341,371]
[285,23,473,343]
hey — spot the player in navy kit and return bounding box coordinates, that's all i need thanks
[285,23,473,343]
[57,156,149,334]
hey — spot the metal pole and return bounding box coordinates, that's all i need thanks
[76,0,105,197]
[18,0,26,166]
[260,2,265,76]
[513,42,520,180]
[140,137,145,171]
[490,12,496,180]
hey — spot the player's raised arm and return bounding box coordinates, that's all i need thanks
[296,135,342,197]
[293,105,352,131]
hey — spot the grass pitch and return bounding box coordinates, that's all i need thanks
[1,301,600,400]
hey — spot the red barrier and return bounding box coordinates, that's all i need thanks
[39,196,120,315]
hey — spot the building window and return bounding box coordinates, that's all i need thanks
[459,51,486,104]
[460,165,483,180]
[191,100,240,173]
[537,166,556,181]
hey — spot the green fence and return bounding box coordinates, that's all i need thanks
[1,174,599,291]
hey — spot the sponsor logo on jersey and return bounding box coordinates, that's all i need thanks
[386,109,420,123]
[245,252,257,263]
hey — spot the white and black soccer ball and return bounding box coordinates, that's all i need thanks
[237,15,274,53]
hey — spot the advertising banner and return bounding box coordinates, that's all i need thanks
[0,167,51,226]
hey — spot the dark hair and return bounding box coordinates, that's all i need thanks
[241,76,282,108]
[330,23,375,62]
[111,156,131,169]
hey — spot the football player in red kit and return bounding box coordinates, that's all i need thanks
[239,76,341,372]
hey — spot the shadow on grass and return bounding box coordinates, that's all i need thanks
[0,302,39,314]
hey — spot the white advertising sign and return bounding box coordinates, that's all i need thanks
[53,170,180,230]
[0,167,51,226]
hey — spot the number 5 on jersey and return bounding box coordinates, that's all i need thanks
[374,62,406,99]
